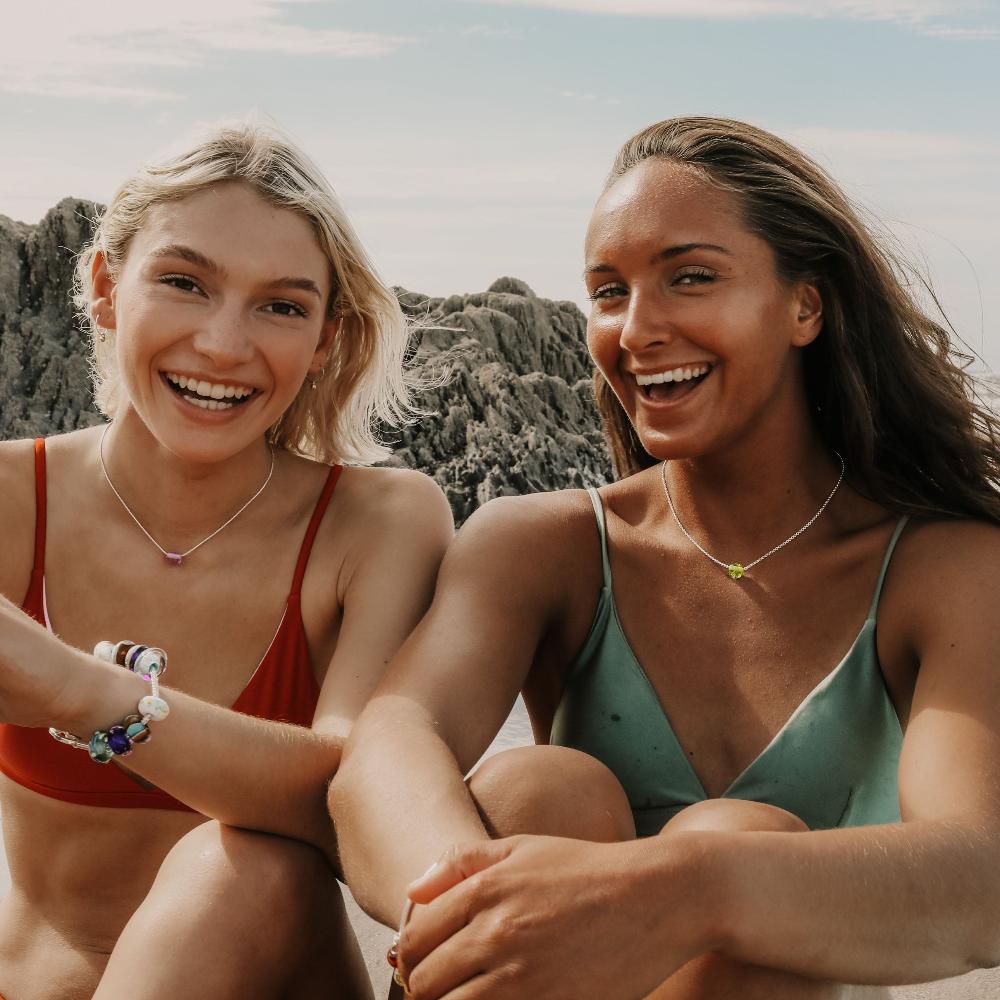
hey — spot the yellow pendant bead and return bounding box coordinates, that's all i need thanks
[727,563,745,580]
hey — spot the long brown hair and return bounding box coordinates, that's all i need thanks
[596,116,1000,522]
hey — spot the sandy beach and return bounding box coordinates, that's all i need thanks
[2,701,996,998]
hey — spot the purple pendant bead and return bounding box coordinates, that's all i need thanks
[107,725,133,756]
[164,552,183,566]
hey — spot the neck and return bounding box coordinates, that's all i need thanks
[98,410,276,550]
[664,411,843,557]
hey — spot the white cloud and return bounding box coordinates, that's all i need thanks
[462,0,996,32]
[2,1,411,103]
[917,24,1000,38]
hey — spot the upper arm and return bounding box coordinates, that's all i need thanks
[310,469,453,741]
[896,520,1000,825]
[356,494,571,773]
[0,439,40,603]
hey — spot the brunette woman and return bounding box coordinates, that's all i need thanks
[332,117,1000,999]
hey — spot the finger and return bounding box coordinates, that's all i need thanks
[399,880,475,982]
[408,839,516,904]
[404,921,492,1000]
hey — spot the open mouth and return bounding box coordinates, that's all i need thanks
[636,364,713,404]
[162,373,259,412]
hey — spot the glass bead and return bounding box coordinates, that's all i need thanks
[139,695,170,722]
[126,722,151,744]
[88,731,114,764]
[107,725,133,756]
[93,640,116,663]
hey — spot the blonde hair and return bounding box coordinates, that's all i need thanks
[74,121,418,465]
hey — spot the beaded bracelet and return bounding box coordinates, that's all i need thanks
[48,639,170,764]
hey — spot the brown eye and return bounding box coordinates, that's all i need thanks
[588,281,627,301]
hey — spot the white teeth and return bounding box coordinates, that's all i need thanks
[165,373,255,402]
[185,396,235,411]
[634,364,711,386]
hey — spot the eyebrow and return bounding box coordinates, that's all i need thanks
[150,244,322,298]
[151,243,222,274]
[584,242,733,277]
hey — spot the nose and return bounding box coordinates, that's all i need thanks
[190,301,255,369]
[618,285,675,354]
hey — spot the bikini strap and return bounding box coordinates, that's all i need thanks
[585,487,612,590]
[289,464,343,598]
[868,515,910,620]
[31,438,47,580]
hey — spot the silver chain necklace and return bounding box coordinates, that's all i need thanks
[659,453,845,580]
[99,424,276,567]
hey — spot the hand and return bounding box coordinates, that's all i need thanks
[396,834,704,1000]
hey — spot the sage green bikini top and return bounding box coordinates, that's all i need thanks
[549,489,905,837]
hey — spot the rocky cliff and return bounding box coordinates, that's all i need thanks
[0,200,612,521]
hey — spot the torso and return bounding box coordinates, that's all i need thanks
[0,427,385,995]
[519,469,921,805]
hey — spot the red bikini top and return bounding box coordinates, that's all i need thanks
[0,438,340,811]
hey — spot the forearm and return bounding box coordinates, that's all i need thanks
[663,820,1000,985]
[49,644,342,853]
[330,694,490,926]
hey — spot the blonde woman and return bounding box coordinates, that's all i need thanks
[0,124,452,1000]
[332,117,1000,999]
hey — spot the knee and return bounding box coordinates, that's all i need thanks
[153,822,332,929]
[468,745,635,842]
[661,799,809,836]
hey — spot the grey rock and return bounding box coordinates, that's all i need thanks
[0,199,104,439]
[0,200,612,522]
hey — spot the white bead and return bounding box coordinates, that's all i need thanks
[138,695,170,722]
[93,640,116,662]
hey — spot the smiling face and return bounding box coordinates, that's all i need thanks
[585,157,822,463]
[91,181,337,462]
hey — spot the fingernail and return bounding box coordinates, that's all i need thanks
[408,861,443,890]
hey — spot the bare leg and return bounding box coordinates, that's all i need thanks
[95,821,372,1000]
[648,798,844,999]
[468,748,856,999]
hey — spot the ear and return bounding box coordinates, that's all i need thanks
[309,315,340,374]
[790,282,822,348]
[90,251,118,333]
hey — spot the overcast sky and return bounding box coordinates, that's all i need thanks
[3,0,998,366]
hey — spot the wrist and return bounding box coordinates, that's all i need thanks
[642,829,739,959]
[54,650,146,736]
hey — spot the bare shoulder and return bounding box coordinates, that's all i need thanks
[333,465,455,539]
[0,437,44,600]
[443,488,601,601]
[892,517,1000,590]
[883,516,1000,650]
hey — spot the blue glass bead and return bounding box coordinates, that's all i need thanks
[88,731,114,764]
[107,725,133,756]
[126,721,151,744]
